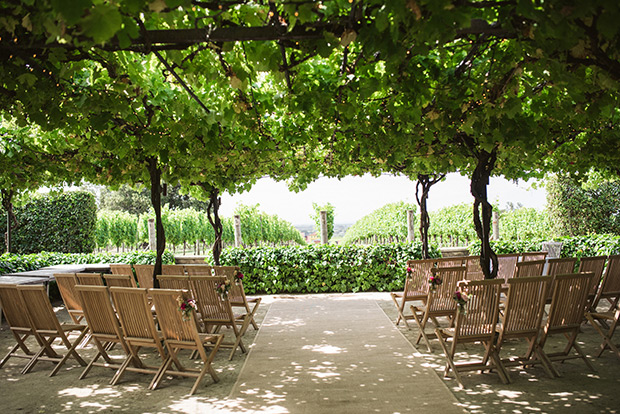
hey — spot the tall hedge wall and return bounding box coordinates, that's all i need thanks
[219,242,440,294]
[5,192,97,254]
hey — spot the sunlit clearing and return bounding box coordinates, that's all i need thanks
[302,344,345,354]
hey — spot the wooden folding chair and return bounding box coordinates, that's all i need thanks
[190,276,253,360]
[577,256,607,310]
[110,264,133,276]
[495,276,554,379]
[538,272,596,377]
[410,266,467,352]
[54,273,84,323]
[435,279,508,388]
[465,256,485,281]
[514,260,546,278]
[75,285,134,382]
[545,257,578,302]
[436,257,466,267]
[109,287,168,388]
[162,264,186,275]
[185,265,213,276]
[76,273,104,286]
[157,275,191,291]
[585,303,620,361]
[17,285,88,376]
[150,289,224,395]
[133,265,155,289]
[104,274,137,288]
[0,285,44,370]
[497,253,519,286]
[520,251,548,262]
[593,254,620,311]
[391,259,434,328]
[213,266,262,331]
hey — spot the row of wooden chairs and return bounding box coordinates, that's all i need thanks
[393,253,620,329]
[55,271,257,361]
[0,283,225,395]
[433,271,598,387]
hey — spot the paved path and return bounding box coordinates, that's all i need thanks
[225,295,465,413]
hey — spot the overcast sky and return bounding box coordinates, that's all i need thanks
[219,173,547,226]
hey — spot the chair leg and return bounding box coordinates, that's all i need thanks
[435,328,463,388]
[411,306,432,352]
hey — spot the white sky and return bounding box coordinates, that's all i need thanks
[220,173,547,226]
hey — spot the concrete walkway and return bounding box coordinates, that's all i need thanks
[226,295,465,413]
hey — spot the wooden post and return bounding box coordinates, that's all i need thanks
[5,213,10,253]
[148,219,156,251]
[234,214,242,247]
[407,209,415,242]
[492,211,500,240]
[320,210,328,245]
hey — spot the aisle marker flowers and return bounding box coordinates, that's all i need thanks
[177,296,198,321]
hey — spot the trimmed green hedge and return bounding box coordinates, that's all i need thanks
[4,191,97,254]
[468,234,620,259]
[0,250,175,275]
[219,242,440,294]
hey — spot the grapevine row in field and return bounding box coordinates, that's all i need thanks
[344,202,552,246]
[96,204,305,253]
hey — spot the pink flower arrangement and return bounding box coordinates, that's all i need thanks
[428,275,442,292]
[216,279,232,299]
[235,271,244,285]
[453,290,469,314]
[177,296,198,321]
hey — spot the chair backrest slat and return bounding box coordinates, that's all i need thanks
[521,251,548,262]
[465,256,484,281]
[0,284,33,329]
[110,287,158,340]
[110,264,133,276]
[514,260,546,278]
[157,275,191,292]
[76,285,122,337]
[17,285,61,332]
[436,257,466,268]
[184,265,213,276]
[150,289,199,343]
[212,266,245,303]
[104,274,137,288]
[405,259,435,295]
[162,264,186,275]
[455,279,503,337]
[502,276,550,334]
[427,266,466,313]
[547,272,593,330]
[54,273,82,319]
[76,273,104,286]
[577,256,607,298]
[133,265,155,289]
[497,253,520,284]
[189,276,232,321]
[600,254,620,297]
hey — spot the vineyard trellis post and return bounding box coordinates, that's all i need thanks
[492,211,500,240]
[406,209,416,242]
[320,211,329,244]
[234,215,242,247]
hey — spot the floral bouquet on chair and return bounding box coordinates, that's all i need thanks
[235,271,244,286]
[453,290,469,315]
[428,274,442,292]
[215,279,232,300]
[177,296,198,321]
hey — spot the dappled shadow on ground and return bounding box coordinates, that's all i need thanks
[0,298,269,414]
[377,298,620,414]
[1,293,618,413]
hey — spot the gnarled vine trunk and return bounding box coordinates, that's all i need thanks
[1,189,17,254]
[415,173,445,259]
[205,185,223,265]
[470,149,498,279]
[148,157,165,287]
